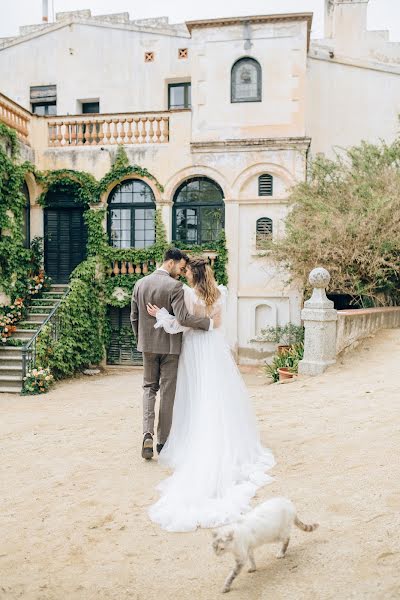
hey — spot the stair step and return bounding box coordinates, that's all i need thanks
[42,292,64,297]
[0,375,23,387]
[0,386,22,394]
[29,308,52,314]
[0,358,23,367]
[50,285,68,291]
[0,366,23,376]
[25,314,49,322]
[20,321,42,328]
[14,329,37,340]
[30,299,57,304]
[0,346,23,357]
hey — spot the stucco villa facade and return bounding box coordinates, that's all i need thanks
[0,0,399,364]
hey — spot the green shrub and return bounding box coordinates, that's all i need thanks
[265,139,400,306]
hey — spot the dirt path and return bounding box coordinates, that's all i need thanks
[1,329,400,600]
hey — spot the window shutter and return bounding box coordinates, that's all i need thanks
[256,217,273,248]
[30,84,56,104]
[258,174,273,196]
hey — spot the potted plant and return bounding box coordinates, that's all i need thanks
[265,342,304,383]
[257,323,304,354]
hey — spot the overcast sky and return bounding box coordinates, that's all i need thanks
[1,0,399,40]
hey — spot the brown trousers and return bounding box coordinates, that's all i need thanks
[142,352,179,445]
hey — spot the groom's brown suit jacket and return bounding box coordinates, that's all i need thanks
[130,269,210,355]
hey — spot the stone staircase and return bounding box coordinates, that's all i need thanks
[0,284,68,393]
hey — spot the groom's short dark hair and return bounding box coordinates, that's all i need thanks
[164,248,189,263]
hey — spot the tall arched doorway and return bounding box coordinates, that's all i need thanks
[44,192,88,283]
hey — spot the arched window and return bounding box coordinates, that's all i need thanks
[108,179,155,249]
[258,174,273,196]
[173,177,224,245]
[22,182,30,248]
[231,57,262,103]
[256,217,273,249]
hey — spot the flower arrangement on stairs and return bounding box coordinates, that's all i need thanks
[22,367,54,395]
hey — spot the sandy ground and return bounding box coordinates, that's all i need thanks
[1,329,400,600]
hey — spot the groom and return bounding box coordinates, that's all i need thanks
[130,248,212,460]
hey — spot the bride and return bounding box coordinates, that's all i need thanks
[146,257,275,532]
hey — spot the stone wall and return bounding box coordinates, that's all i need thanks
[336,307,400,355]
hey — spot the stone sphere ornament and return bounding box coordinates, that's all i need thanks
[308,267,330,289]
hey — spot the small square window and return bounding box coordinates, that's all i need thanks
[82,101,100,114]
[144,52,154,63]
[168,83,191,110]
[178,48,188,59]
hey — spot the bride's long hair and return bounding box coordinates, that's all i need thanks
[189,258,220,310]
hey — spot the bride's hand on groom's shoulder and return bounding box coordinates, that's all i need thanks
[213,312,222,329]
[147,304,160,318]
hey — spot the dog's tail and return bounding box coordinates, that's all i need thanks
[294,516,319,532]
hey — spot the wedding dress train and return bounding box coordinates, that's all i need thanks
[148,285,275,532]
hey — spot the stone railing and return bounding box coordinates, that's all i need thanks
[107,259,157,277]
[336,306,400,355]
[0,92,31,145]
[299,267,400,376]
[47,112,170,147]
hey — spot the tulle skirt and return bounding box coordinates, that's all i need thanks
[148,328,275,532]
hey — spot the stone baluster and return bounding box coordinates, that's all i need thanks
[153,118,161,143]
[298,267,338,376]
[112,119,119,144]
[133,118,140,143]
[148,117,155,143]
[162,117,169,142]
[77,122,84,145]
[70,121,77,145]
[90,121,98,145]
[56,122,64,146]
[48,122,57,145]
[126,118,133,143]
[135,263,142,274]
[105,120,112,144]
[142,262,148,274]
[84,120,92,145]
[128,262,134,274]
[98,120,105,144]
[140,117,147,143]
[120,261,127,275]
[113,261,120,276]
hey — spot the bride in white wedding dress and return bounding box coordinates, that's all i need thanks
[146,258,275,532]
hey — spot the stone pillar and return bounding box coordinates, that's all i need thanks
[298,267,337,376]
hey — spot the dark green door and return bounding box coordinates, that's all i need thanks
[44,206,87,284]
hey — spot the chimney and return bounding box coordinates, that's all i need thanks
[42,0,49,23]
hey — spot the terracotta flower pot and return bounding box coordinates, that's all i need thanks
[277,344,291,355]
[277,367,295,382]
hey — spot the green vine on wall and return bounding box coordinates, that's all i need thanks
[36,145,164,207]
[36,257,107,378]
[0,123,41,301]
[174,230,228,286]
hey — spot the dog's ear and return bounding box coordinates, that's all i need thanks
[211,530,218,538]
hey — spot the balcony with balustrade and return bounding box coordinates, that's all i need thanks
[0,92,182,155]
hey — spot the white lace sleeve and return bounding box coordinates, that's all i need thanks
[154,308,187,335]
